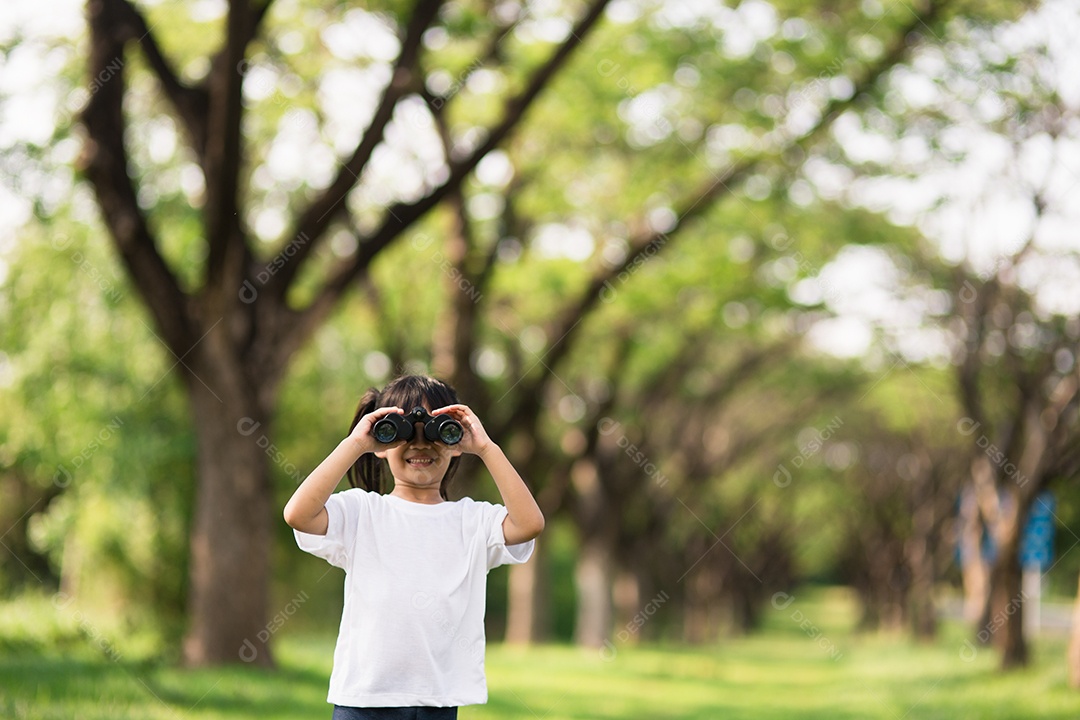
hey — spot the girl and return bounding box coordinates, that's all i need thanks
[284,375,545,720]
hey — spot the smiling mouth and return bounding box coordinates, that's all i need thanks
[406,457,435,467]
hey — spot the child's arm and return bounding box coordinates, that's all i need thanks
[434,405,545,545]
[478,442,546,545]
[283,406,403,535]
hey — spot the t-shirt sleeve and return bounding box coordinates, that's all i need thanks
[484,503,535,570]
[293,491,358,570]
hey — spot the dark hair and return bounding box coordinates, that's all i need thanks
[346,375,461,500]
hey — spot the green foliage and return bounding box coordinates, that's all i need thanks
[0,224,194,640]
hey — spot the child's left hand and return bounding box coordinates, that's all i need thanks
[431,404,494,456]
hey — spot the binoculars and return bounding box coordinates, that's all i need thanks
[371,407,464,446]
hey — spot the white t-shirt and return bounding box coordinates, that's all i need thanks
[294,488,534,708]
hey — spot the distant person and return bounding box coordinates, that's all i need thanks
[284,374,544,720]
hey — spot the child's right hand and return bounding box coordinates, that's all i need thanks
[348,406,405,454]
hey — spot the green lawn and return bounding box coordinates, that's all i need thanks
[2,589,1078,719]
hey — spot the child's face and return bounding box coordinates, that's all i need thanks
[375,405,460,494]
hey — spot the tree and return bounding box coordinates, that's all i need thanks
[78,0,614,665]
[807,0,1080,668]
[954,254,1079,668]
[832,407,964,638]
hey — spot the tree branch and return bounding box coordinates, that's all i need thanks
[278,0,614,366]
[955,269,993,432]
[265,0,446,301]
[202,0,253,296]
[438,0,614,187]
[112,0,210,158]
[80,0,193,356]
[499,0,952,435]
[250,0,276,44]
[422,7,522,117]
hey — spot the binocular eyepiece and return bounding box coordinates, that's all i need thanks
[371,407,464,446]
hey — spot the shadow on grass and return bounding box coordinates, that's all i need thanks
[0,648,332,720]
[5,632,1080,720]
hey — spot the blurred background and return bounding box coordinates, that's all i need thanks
[2,0,1080,716]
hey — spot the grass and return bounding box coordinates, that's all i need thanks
[2,588,1079,719]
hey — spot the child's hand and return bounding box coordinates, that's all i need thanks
[348,406,405,454]
[431,404,494,456]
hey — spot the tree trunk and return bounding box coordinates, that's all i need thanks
[907,540,938,641]
[0,473,57,588]
[1067,573,1080,688]
[612,569,642,644]
[907,501,938,640]
[505,539,550,643]
[181,338,275,667]
[683,546,725,643]
[983,519,1027,669]
[959,486,990,624]
[573,535,613,648]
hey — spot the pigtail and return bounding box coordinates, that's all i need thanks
[346,387,384,493]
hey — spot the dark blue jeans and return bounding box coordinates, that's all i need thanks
[332,707,458,720]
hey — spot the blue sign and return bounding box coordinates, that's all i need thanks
[1020,491,1055,570]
